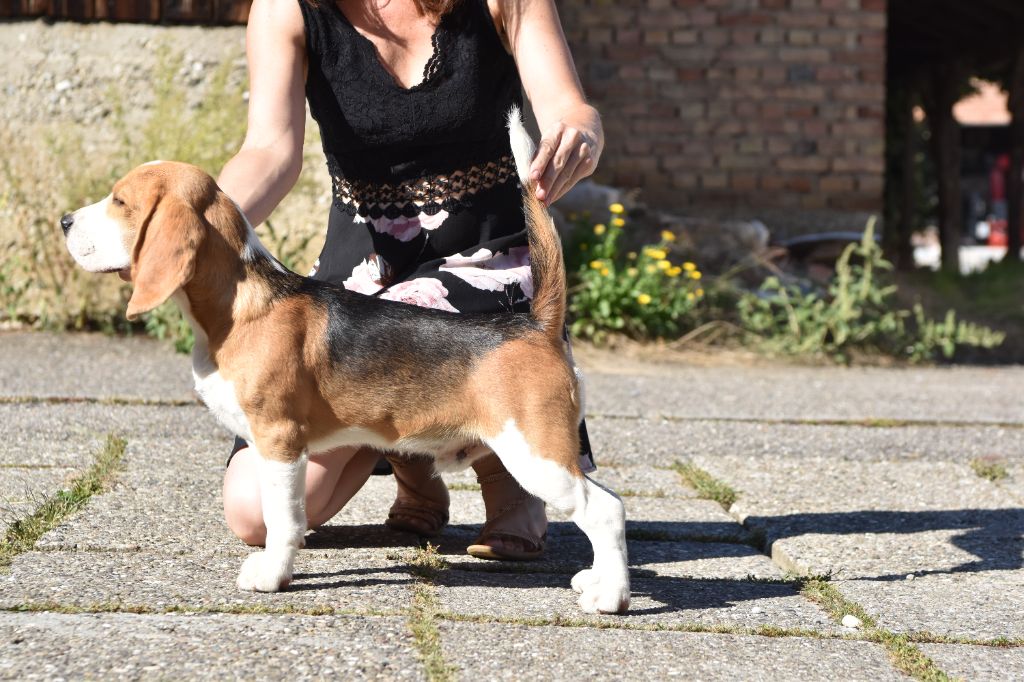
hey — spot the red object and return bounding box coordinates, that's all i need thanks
[989,218,1008,247]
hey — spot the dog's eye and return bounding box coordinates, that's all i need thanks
[112,196,125,208]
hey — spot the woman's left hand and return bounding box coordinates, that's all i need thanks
[529,106,603,206]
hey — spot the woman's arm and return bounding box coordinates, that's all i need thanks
[217,0,307,226]
[500,0,603,205]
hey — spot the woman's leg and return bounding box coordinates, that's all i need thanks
[468,453,548,559]
[223,445,380,546]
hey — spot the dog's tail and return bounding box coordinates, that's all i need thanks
[507,106,565,342]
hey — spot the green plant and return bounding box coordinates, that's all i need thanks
[568,204,706,342]
[737,220,1005,363]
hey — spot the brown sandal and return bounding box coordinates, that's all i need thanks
[384,453,450,537]
[466,469,547,561]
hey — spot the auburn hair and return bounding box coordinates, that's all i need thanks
[304,0,463,16]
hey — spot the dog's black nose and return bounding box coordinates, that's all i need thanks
[60,214,74,235]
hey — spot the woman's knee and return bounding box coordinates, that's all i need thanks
[222,449,267,546]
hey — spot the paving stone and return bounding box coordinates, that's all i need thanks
[0,331,192,400]
[0,550,415,614]
[434,570,835,633]
[0,611,420,680]
[917,643,1024,681]
[691,453,1024,641]
[439,622,906,681]
[838,571,1024,640]
[1001,461,1024,504]
[694,455,1022,579]
[586,416,1024,468]
[0,467,73,536]
[433,532,780,581]
[579,363,1024,424]
[0,402,221,468]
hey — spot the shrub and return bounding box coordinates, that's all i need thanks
[567,204,706,342]
[736,220,1004,363]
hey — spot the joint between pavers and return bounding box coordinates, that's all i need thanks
[0,395,197,407]
[399,544,457,682]
[587,412,1024,430]
[0,600,404,619]
[0,434,126,572]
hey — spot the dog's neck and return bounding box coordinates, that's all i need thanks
[176,236,299,361]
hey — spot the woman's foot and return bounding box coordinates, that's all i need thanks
[466,455,547,561]
[384,453,450,536]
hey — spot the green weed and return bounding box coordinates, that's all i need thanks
[671,461,738,510]
[568,205,706,342]
[737,220,1004,363]
[0,434,126,570]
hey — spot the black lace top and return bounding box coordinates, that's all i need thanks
[301,0,524,219]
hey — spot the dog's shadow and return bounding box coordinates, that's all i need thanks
[298,521,797,616]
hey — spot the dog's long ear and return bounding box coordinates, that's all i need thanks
[125,191,203,321]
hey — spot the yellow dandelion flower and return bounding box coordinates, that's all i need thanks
[609,202,625,214]
[683,262,696,271]
[690,270,702,280]
[687,292,695,301]
[643,247,667,260]
[627,251,637,260]
[600,267,610,277]
[626,267,639,277]
[611,217,626,228]
[568,212,579,221]
[590,259,604,270]
[667,266,682,277]
[644,264,657,274]
[696,288,705,297]
[593,223,606,235]
[636,293,652,305]
[657,259,671,270]
[661,230,677,243]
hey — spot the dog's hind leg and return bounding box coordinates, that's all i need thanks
[236,441,307,593]
[484,419,630,614]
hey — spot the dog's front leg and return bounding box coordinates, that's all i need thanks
[237,445,307,592]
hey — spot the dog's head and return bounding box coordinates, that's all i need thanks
[62,161,229,321]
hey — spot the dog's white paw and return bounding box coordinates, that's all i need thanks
[571,568,600,594]
[237,551,293,592]
[574,572,630,614]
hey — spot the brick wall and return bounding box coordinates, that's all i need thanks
[558,0,887,234]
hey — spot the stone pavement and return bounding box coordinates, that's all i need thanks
[0,331,1021,681]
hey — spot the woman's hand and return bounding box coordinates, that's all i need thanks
[501,0,605,206]
[529,105,603,205]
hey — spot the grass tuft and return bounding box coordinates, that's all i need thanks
[0,434,126,570]
[970,456,1010,483]
[801,579,951,681]
[403,544,456,682]
[671,461,738,510]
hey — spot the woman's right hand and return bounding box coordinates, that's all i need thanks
[216,0,308,226]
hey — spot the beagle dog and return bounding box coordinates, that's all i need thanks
[61,110,630,614]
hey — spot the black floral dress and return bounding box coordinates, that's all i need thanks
[245,0,593,467]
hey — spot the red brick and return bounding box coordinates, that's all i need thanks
[671,29,699,44]
[777,157,830,172]
[820,175,856,193]
[860,0,886,11]
[731,172,760,191]
[720,11,773,26]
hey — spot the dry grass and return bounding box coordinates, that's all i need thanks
[0,46,329,349]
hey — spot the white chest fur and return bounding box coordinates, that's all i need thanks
[194,366,253,443]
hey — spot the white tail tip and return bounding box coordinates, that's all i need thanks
[507,105,536,183]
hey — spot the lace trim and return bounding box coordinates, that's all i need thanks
[332,154,518,219]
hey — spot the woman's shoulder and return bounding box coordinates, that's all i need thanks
[248,0,307,42]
